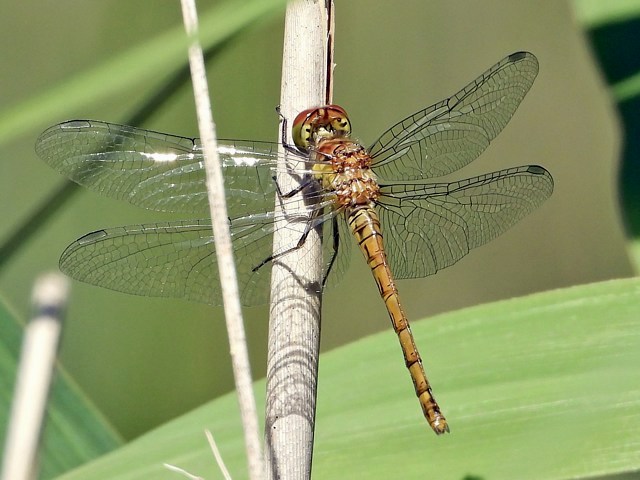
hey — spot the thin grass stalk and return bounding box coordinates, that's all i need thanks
[179,1,264,479]
[0,273,69,480]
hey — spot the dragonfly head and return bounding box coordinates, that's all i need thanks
[292,105,351,151]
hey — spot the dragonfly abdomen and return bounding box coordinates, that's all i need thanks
[347,206,449,434]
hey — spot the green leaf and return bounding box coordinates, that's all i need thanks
[575,1,640,264]
[53,278,640,479]
[0,294,122,479]
[572,0,640,28]
[613,69,640,103]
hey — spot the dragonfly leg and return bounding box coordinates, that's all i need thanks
[276,105,305,156]
[273,175,317,200]
[321,216,340,289]
[251,219,315,273]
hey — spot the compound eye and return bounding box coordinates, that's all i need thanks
[292,108,317,149]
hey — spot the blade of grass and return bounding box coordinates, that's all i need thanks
[50,278,640,479]
[0,0,287,146]
[572,0,640,28]
[0,293,122,479]
[2,274,69,480]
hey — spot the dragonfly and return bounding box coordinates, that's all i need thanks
[36,51,553,435]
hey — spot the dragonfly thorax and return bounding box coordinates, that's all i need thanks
[312,138,381,207]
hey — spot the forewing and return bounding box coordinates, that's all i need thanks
[369,52,539,180]
[377,165,553,278]
[35,120,281,216]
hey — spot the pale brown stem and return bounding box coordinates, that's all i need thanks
[179,1,264,478]
[265,1,334,479]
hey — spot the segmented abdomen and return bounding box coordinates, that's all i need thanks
[347,205,448,434]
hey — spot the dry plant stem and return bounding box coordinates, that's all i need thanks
[265,1,334,479]
[163,430,230,480]
[0,273,69,480]
[163,463,204,480]
[205,430,233,480]
[179,1,264,479]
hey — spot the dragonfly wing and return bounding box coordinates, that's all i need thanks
[59,192,347,306]
[35,120,281,216]
[369,52,539,180]
[377,165,553,279]
[59,217,278,306]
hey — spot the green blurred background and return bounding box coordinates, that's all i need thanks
[0,0,633,442]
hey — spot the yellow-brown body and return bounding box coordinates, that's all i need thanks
[311,136,449,434]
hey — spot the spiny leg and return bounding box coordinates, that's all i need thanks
[251,211,318,273]
[254,112,327,274]
[273,175,317,201]
[321,216,340,290]
[277,105,305,156]
[254,171,326,273]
